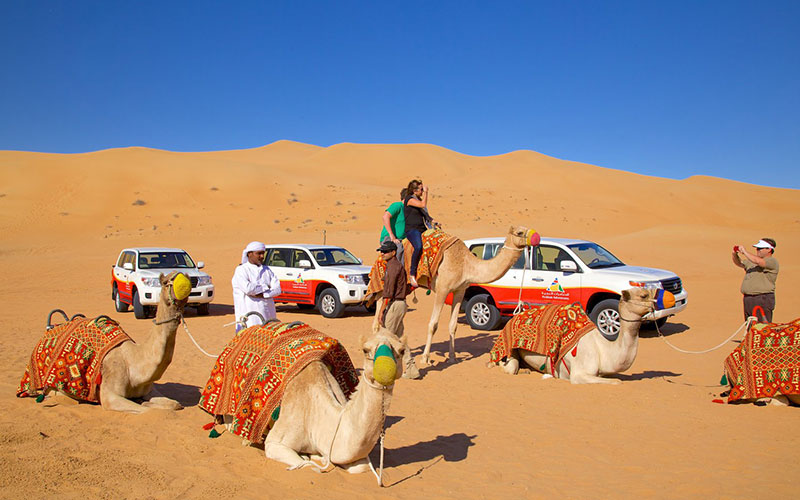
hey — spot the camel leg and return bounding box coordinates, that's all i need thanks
[446,289,466,363]
[142,386,183,410]
[100,386,149,414]
[340,458,371,474]
[500,353,520,375]
[264,441,315,470]
[421,292,447,365]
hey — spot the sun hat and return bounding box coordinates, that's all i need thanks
[752,239,775,250]
[377,240,397,253]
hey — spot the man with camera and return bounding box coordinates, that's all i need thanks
[732,238,779,322]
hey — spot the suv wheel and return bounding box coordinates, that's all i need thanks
[318,289,344,318]
[466,294,501,330]
[114,285,129,312]
[590,298,620,337]
[132,290,147,319]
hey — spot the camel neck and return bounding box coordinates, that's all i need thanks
[332,375,392,458]
[469,241,524,284]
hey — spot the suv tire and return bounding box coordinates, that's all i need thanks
[196,303,210,316]
[114,285,129,312]
[318,289,345,318]
[133,290,147,319]
[590,298,620,337]
[466,294,501,330]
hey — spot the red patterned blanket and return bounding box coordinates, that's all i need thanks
[724,317,800,403]
[17,316,131,402]
[366,228,459,300]
[489,304,595,374]
[198,321,359,443]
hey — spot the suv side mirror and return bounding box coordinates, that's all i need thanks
[358,258,363,264]
[123,262,134,271]
[298,259,313,269]
[197,261,205,269]
[560,260,578,272]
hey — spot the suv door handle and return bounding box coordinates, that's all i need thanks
[531,278,544,282]
[286,273,294,276]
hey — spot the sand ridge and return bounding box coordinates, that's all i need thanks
[1,141,798,499]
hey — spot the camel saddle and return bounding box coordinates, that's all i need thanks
[489,304,595,375]
[366,228,459,303]
[17,316,131,403]
[198,321,359,444]
[724,317,800,403]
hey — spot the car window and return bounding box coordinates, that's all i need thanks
[291,249,311,267]
[567,242,625,269]
[534,246,571,272]
[117,252,128,267]
[122,251,135,268]
[471,243,528,269]
[138,252,195,269]
[266,248,291,267]
[310,248,361,266]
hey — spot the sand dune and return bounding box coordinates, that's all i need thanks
[1,141,798,498]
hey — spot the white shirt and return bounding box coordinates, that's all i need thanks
[231,262,282,330]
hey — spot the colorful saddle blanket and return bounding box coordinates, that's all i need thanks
[489,304,595,374]
[17,316,131,403]
[366,228,459,301]
[198,321,359,444]
[724,317,800,403]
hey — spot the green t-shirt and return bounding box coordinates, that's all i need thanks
[379,201,406,242]
[740,256,779,295]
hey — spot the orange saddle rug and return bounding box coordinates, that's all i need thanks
[489,304,595,375]
[198,321,359,443]
[366,228,459,302]
[17,316,131,403]
[723,317,800,403]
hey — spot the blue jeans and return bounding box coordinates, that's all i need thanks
[406,229,423,277]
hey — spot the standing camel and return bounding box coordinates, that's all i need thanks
[420,225,537,365]
[497,287,674,384]
[18,272,191,413]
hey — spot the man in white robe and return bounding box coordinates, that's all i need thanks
[232,241,282,331]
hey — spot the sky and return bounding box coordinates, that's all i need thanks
[1,1,798,189]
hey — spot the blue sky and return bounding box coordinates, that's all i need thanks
[2,1,798,188]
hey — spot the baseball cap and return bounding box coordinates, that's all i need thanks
[377,240,398,253]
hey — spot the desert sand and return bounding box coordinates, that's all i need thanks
[1,141,798,499]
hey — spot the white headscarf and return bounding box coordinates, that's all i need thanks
[242,241,266,264]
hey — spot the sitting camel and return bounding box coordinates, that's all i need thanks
[198,305,407,473]
[420,225,538,365]
[18,272,191,413]
[494,287,674,384]
[263,324,405,472]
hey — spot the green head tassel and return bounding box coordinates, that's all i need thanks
[35,394,45,403]
[720,374,728,386]
[209,429,221,438]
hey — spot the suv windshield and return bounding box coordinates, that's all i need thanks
[138,252,195,269]
[310,248,361,266]
[567,242,625,269]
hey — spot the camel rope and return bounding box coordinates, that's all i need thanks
[504,245,527,316]
[180,317,219,358]
[653,316,755,355]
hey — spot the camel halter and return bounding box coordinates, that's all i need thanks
[152,273,189,325]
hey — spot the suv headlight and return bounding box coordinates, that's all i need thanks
[629,280,662,289]
[338,274,365,285]
[197,276,212,286]
[141,277,161,287]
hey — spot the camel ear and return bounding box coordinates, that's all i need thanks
[621,289,631,301]
[159,272,169,286]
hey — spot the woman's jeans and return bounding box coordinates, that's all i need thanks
[406,229,423,277]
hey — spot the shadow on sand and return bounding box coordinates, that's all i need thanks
[370,432,478,486]
[638,321,690,338]
[154,382,202,407]
[415,332,496,377]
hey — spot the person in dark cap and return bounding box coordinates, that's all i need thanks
[374,239,419,378]
[732,238,779,322]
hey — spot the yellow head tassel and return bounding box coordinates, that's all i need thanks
[172,273,192,300]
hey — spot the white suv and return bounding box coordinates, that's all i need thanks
[111,247,215,319]
[263,244,372,318]
[453,237,688,335]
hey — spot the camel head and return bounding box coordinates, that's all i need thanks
[157,271,191,313]
[506,226,540,250]
[619,287,675,319]
[359,328,406,387]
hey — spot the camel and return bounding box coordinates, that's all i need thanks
[99,272,191,413]
[263,310,406,473]
[420,225,537,365]
[499,287,672,384]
